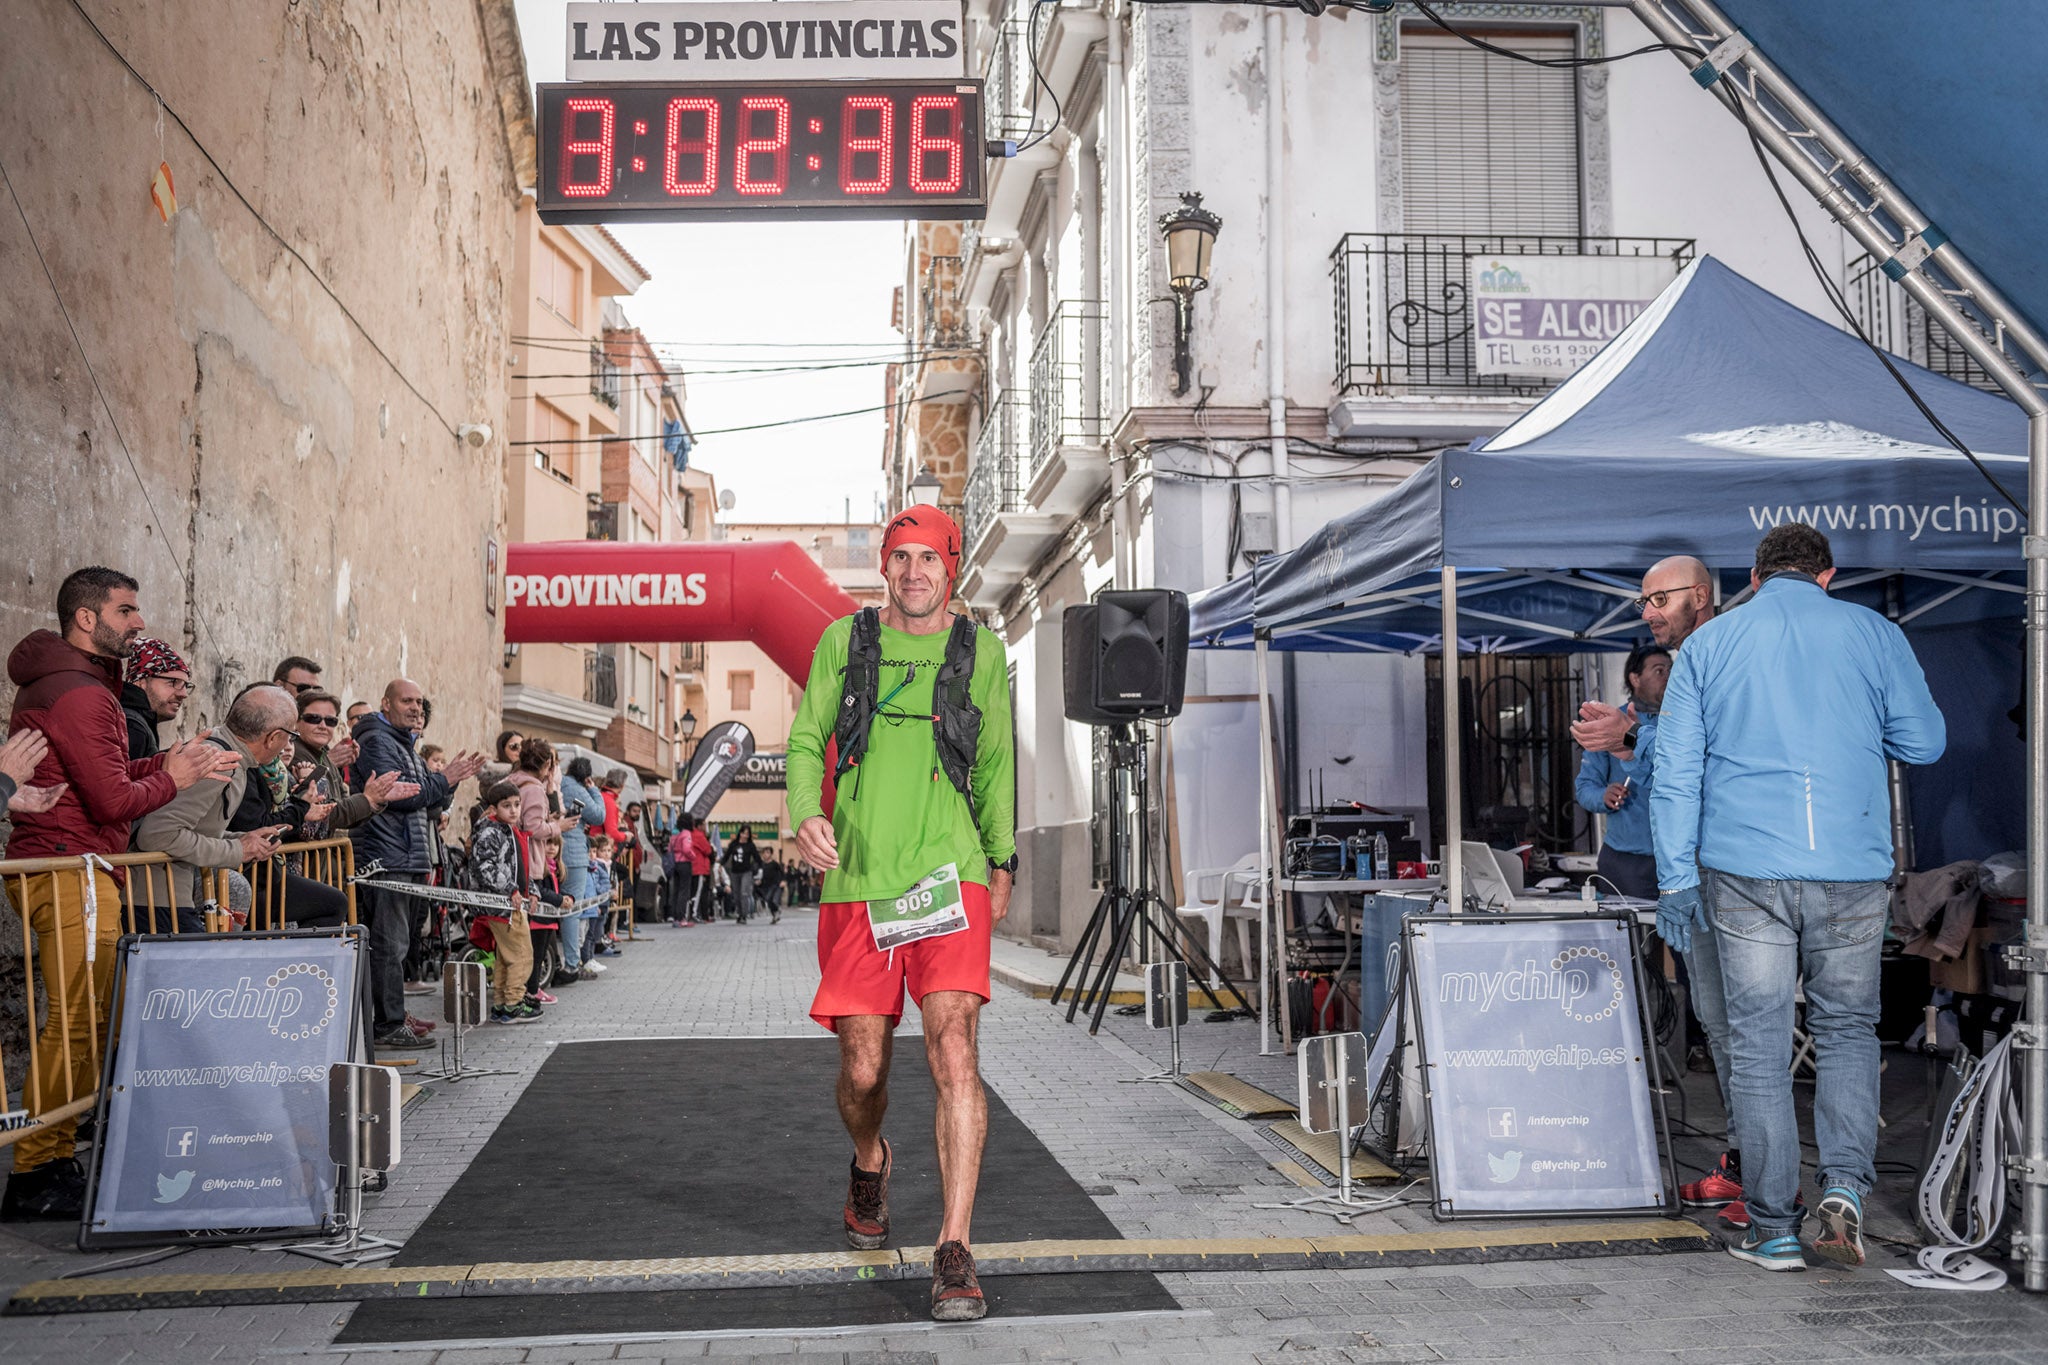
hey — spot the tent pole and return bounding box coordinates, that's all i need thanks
[1255,632,1280,1056]
[2028,411,2048,1294]
[1442,567,1463,914]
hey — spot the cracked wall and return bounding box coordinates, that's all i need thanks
[0,0,522,747]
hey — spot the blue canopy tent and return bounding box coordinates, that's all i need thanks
[1191,256,2026,1046]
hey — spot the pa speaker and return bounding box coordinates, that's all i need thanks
[1062,589,1189,724]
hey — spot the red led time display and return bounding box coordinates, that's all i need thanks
[537,81,985,222]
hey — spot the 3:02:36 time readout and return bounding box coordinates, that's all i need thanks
[557,92,970,199]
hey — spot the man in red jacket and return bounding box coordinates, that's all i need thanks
[2,567,238,1221]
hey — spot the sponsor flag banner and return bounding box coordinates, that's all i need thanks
[1469,254,1681,378]
[564,1,968,82]
[683,720,756,819]
[86,932,360,1244]
[1404,914,1667,1217]
[730,751,788,790]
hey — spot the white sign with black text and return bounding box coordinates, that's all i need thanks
[1469,254,1680,378]
[564,2,968,82]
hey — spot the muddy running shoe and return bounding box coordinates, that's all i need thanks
[930,1240,986,1321]
[1808,1186,1865,1267]
[1728,1228,1806,1272]
[1680,1152,1742,1207]
[843,1139,892,1250]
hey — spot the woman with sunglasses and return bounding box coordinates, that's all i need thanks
[292,688,416,833]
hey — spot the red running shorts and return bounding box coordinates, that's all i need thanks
[809,880,992,1031]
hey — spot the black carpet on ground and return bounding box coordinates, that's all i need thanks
[340,1037,1176,1342]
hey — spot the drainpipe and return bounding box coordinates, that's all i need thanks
[1264,11,1290,552]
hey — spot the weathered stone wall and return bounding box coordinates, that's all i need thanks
[0,0,528,748]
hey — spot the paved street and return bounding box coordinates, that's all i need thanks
[1,911,2043,1364]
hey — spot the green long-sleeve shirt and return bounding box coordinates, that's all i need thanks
[786,614,1016,903]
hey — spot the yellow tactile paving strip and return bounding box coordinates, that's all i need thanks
[6,1221,1711,1314]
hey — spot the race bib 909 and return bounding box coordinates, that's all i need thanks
[866,863,968,951]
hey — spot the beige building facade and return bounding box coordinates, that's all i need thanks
[499,200,706,794]
[0,0,534,748]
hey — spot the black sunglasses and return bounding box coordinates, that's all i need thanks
[301,714,340,728]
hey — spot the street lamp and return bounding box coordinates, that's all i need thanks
[909,464,942,504]
[677,708,698,762]
[1158,192,1222,397]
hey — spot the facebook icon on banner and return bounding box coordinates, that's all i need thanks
[165,1126,198,1159]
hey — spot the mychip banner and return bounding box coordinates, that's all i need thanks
[1405,914,1668,1217]
[85,931,361,1245]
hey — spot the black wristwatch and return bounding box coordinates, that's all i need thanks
[1621,725,1641,751]
[992,853,1019,875]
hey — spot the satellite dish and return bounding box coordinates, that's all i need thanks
[718,489,737,511]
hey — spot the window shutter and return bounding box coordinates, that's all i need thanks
[1400,30,1581,236]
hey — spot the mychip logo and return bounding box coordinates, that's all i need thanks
[139,964,340,1041]
[1437,949,1626,1024]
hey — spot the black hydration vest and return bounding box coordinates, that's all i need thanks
[833,608,982,810]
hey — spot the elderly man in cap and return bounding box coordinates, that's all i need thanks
[785,503,1017,1324]
[121,637,192,761]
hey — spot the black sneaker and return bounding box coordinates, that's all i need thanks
[1,1158,86,1222]
[930,1240,986,1321]
[374,1026,433,1052]
[844,1139,892,1249]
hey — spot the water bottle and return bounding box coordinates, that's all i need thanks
[1372,832,1390,881]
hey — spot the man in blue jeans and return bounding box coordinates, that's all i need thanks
[1651,524,1945,1271]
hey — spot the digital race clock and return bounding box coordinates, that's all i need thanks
[536,80,985,223]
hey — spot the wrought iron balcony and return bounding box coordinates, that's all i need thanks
[590,345,621,409]
[1028,300,1105,479]
[920,253,972,351]
[1331,234,1696,397]
[1845,251,2001,392]
[584,648,619,710]
[981,4,1037,143]
[965,390,1027,554]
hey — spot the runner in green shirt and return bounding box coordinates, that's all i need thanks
[786,504,1015,1323]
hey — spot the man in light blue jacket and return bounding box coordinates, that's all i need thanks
[1651,524,1945,1272]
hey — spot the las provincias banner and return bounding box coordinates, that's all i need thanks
[564,1,967,83]
[1404,913,1668,1218]
[86,932,360,1243]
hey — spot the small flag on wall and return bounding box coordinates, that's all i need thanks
[150,162,177,223]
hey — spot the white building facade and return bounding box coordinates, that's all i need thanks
[899,0,1879,948]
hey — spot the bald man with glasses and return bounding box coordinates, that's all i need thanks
[1571,555,1749,1220]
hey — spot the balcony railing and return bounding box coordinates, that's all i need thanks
[584,648,619,709]
[966,391,1027,553]
[1028,300,1105,478]
[591,345,621,409]
[982,6,1037,142]
[1845,251,2001,392]
[1331,234,1696,397]
[920,254,972,350]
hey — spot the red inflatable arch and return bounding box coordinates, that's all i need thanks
[503,540,859,683]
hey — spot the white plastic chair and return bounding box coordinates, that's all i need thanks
[1176,854,1263,988]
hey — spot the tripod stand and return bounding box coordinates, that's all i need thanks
[1052,723,1253,1034]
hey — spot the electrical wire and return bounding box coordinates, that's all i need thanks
[1012,0,1067,156]
[0,149,227,667]
[60,0,459,438]
[510,400,904,446]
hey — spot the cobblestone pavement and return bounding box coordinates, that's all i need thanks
[0,911,2042,1364]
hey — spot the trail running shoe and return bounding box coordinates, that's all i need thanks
[844,1138,892,1250]
[374,1026,433,1051]
[490,1005,536,1025]
[1729,1229,1806,1272]
[1809,1186,1865,1267]
[930,1240,986,1321]
[1680,1152,1742,1207]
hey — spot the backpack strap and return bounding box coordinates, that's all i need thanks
[832,608,881,779]
[933,614,983,813]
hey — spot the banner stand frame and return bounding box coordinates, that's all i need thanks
[256,1061,402,1268]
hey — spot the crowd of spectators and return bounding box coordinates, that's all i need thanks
[0,567,819,1222]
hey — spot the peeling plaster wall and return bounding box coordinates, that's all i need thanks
[0,0,519,746]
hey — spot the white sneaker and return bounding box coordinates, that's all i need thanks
[584,960,607,973]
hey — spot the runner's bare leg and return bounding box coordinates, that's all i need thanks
[922,990,986,1247]
[837,1015,894,1171]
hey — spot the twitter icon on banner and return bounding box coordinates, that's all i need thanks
[155,1170,195,1204]
[1486,1150,1522,1184]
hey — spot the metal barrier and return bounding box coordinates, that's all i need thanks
[0,840,360,1154]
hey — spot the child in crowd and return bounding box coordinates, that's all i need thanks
[586,836,618,960]
[469,781,541,1024]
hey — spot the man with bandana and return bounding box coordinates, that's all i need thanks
[786,504,1016,1323]
[121,636,193,761]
